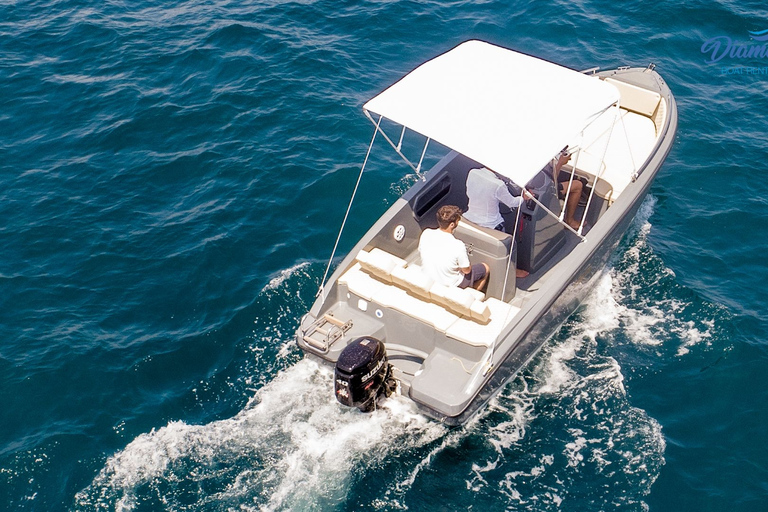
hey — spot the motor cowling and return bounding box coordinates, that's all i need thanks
[334,337,392,412]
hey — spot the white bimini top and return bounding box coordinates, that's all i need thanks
[363,40,621,187]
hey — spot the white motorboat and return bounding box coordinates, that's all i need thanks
[296,40,677,425]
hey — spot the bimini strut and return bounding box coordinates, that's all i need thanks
[558,103,618,236]
[317,115,382,304]
[577,105,620,235]
[363,110,429,180]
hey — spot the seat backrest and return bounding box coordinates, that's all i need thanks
[390,264,434,300]
[358,248,492,324]
[605,77,661,117]
[454,219,511,258]
[356,248,406,282]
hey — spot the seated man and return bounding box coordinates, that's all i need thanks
[544,148,584,231]
[418,205,489,292]
[464,166,531,232]
[464,166,532,278]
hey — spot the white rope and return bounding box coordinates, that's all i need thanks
[317,115,382,303]
[451,357,480,374]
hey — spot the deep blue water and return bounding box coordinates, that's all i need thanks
[2,1,768,510]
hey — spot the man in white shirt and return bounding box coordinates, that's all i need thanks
[464,167,532,278]
[418,205,489,292]
[464,167,531,232]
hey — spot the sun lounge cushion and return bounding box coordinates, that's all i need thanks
[356,248,406,282]
[605,77,661,117]
[390,264,434,299]
[446,299,520,347]
[338,263,387,301]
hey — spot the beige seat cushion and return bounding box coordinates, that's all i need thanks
[470,300,492,324]
[356,248,406,282]
[465,287,486,302]
[605,77,661,117]
[371,285,458,333]
[390,264,434,299]
[429,283,475,318]
[446,298,520,347]
[338,263,387,301]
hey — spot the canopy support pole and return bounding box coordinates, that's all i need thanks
[397,126,406,151]
[491,202,524,377]
[416,137,431,176]
[317,115,382,304]
[501,203,523,301]
[527,193,587,241]
[364,110,423,178]
[577,107,619,235]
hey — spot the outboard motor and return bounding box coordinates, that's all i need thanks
[334,337,394,412]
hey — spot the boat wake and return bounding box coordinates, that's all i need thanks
[75,359,448,511]
[76,197,728,510]
[607,196,729,358]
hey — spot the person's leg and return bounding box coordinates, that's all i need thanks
[460,263,490,292]
[474,262,490,292]
[561,179,583,230]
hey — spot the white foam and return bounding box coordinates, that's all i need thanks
[466,250,668,509]
[261,261,311,292]
[76,359,447,511]
[564,429,588,468]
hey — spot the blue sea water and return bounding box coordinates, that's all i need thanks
[2,0,768,510]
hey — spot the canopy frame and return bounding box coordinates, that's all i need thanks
[363,40,621,187]
[362,100,623,242]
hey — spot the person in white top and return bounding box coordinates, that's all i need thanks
[418,205,489,291]
[464,167,531,232]
[464,167,533,278]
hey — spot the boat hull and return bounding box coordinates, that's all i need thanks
[297,65,678,426]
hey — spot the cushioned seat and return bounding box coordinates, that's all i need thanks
[356,248,406,283]
[354,247,494,328]
[605,77,661,117]
[371,284,458,333]
[390,264,434,300]
[338,263,386,301]
[445,298,520,347]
